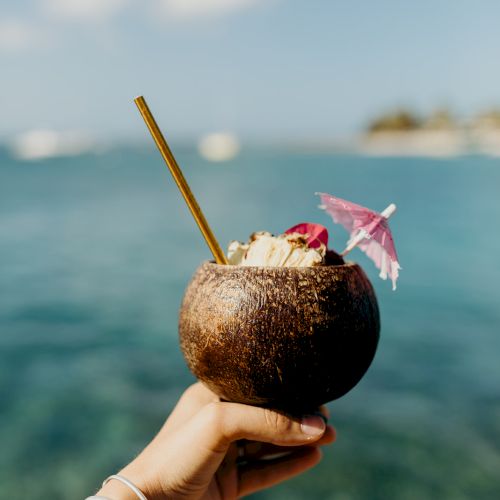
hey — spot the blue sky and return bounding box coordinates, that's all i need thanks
[2,0,500,142]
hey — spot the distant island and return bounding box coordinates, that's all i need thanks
[362,108,500,157]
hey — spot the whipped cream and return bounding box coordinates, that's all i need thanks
[227,231,326,267]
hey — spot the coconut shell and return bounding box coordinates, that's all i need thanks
[179,261,380,413]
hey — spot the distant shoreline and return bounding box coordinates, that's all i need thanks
[360,129,500,158]
[360,109,500,157]
[3,129,500,161]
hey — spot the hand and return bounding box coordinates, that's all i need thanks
[96,383,336,499]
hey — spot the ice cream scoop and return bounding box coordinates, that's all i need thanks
[227,231,326,267]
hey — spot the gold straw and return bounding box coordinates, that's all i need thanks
[134,95,228,265]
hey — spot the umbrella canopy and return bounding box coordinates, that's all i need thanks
[317,193,401,290]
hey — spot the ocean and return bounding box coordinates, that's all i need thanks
[1,146,500,499]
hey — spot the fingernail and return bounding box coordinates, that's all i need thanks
[300,415,326,436]
[312,411,328,424]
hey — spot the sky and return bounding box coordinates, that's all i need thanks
[2,0,500,143]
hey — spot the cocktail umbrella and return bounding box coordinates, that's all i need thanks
[317,193,401,290]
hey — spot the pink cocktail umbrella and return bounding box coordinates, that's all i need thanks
[317,193,401,290]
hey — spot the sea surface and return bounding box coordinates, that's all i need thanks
[1,146,500,499]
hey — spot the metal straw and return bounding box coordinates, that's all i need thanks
[134,96,228,265]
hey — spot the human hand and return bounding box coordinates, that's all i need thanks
[96,383,336,499]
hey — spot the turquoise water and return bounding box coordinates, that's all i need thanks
[1,147,500,499]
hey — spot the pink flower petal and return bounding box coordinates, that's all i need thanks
[285,222,329,249]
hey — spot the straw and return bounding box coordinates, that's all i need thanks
[134,96,228,265]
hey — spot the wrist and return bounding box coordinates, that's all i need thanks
[120,464,163,500]
[96,480,138,500]
[96,469,158,500]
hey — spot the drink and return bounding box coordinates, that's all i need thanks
[179,260,379,413]
[134,100,386,413]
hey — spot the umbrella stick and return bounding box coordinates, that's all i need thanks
[134,95,228,265]
[341,203,396,256]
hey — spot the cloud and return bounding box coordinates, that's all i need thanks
[41,0,128,22]
[0,19,40,53]
[157,0,261,19]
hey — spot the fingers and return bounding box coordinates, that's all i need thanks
[238,446,322,497]
[318,424,336,445]
[202,402,326,455]
[238,424,336,461]
[162,382,333,446]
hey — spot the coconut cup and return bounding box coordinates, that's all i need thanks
[179,261,380,413]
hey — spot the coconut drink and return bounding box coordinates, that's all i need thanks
[135,96,400,413]
[179,228,381,412]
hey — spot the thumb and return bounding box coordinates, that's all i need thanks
[202,401,326,452]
